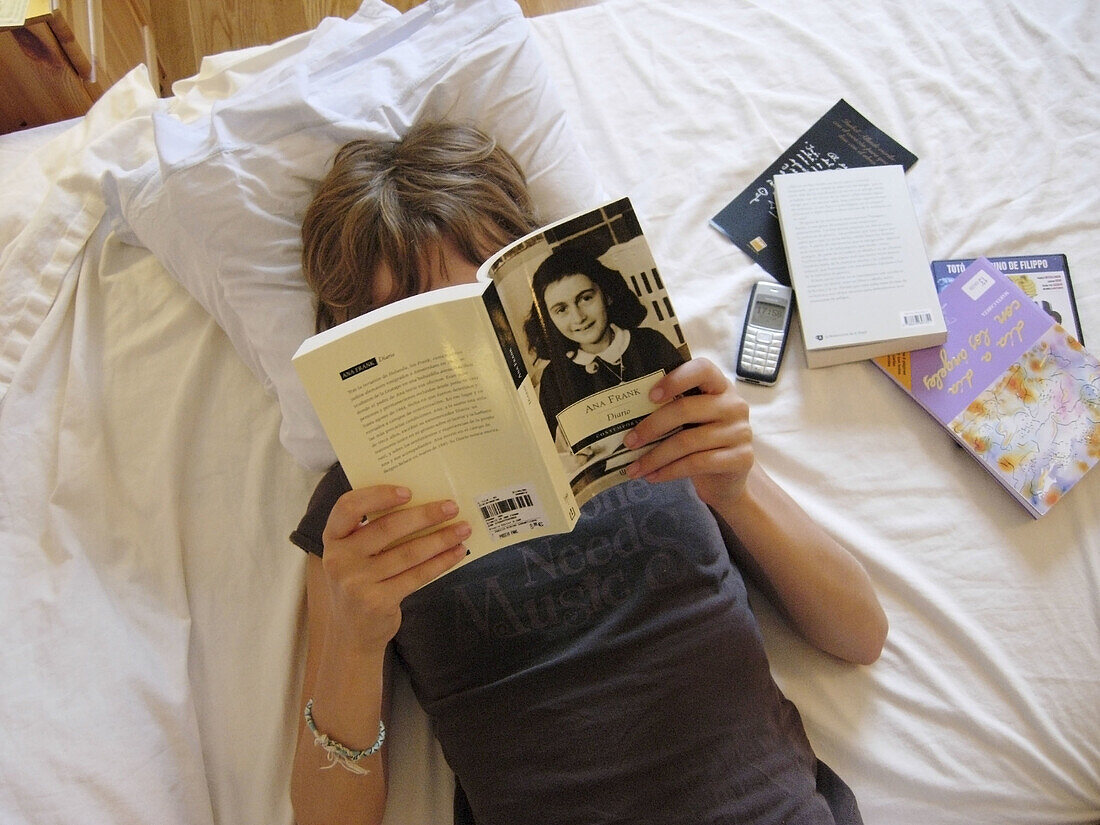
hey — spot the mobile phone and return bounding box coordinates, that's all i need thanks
[735,281,794,386]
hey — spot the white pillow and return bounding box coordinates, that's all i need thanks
[164,0,401,122]
[113,0,603,470]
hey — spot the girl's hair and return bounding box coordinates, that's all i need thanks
[302,121,539,332]
[523,245,648,361]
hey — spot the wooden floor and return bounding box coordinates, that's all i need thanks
[148,0,602,93]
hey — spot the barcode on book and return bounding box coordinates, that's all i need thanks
[902,311,935,327]
[480,493,534,519]
[476,486,547,540]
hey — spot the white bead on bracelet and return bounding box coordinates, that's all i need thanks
[304,698,386,775]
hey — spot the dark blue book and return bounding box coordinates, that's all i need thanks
[711,99,917,285]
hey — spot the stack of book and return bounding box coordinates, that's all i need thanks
[711,99,1098,517]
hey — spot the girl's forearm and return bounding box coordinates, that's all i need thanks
[291,562,391,825]
[712,464,888,665]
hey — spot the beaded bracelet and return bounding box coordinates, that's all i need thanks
[304,698,386,775]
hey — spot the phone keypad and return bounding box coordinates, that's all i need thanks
[739,326,782,375]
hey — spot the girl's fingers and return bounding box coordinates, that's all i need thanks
[634,437,754,484]
[355,499,461,557]
[371,520,473,582]
[626,384,750,452]
[325,490,461,556]
[628,417,751,480]
[323,485,412,542]
[634,392,735,441]
[322,499,471,614]
[377,540,471,597]
[622,356,753,484]
[648,357,729,403]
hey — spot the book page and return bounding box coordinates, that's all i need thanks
[345,349,499,474]
[0,0,29,26]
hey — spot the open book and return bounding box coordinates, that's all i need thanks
[293,197,690,564]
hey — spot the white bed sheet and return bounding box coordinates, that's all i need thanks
[530,2,1100,823]
[1,1,1097,824]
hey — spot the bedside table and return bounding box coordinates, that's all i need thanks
[1,0,159,134]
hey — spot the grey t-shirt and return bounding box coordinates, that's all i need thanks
[292,468,861,825]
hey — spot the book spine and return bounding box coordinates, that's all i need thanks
[481,281,528,389]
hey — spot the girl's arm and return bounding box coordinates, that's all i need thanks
[291,487,470,825]
[291,554,390,825]
[623,358,888,665]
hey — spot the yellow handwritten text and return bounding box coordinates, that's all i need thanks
[997,319,1026,349]
[969,328,991,350]
[922,347,968,391]
[947,368,975,395]
[994,299,1021,325]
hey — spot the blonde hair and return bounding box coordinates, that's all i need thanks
[301,121,539,331]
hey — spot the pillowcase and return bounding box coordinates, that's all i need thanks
[112,0,604,471]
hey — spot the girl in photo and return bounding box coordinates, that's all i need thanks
[523,245,687,443]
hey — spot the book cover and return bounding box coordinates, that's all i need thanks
[875,257,1100,518]
[710,98,918,285]
[292,198,691,565]
[774,165,946,368]
[931,254,1083,344]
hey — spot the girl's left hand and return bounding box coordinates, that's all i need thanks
[623,357,754,507]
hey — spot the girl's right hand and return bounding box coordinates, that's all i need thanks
[320,485,471,654]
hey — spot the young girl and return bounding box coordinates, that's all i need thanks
[523,244,686,441]
[289,120,888,825]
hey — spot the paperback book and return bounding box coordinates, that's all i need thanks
[931,254,1083,344]
[711,98,918,285]
[293,198,691,565]
[875,257,1100,517]
[774,164,946,368]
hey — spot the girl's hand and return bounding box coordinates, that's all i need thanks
[625,358,889,664]
[320,485,471,654]
[623,358,754,507]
